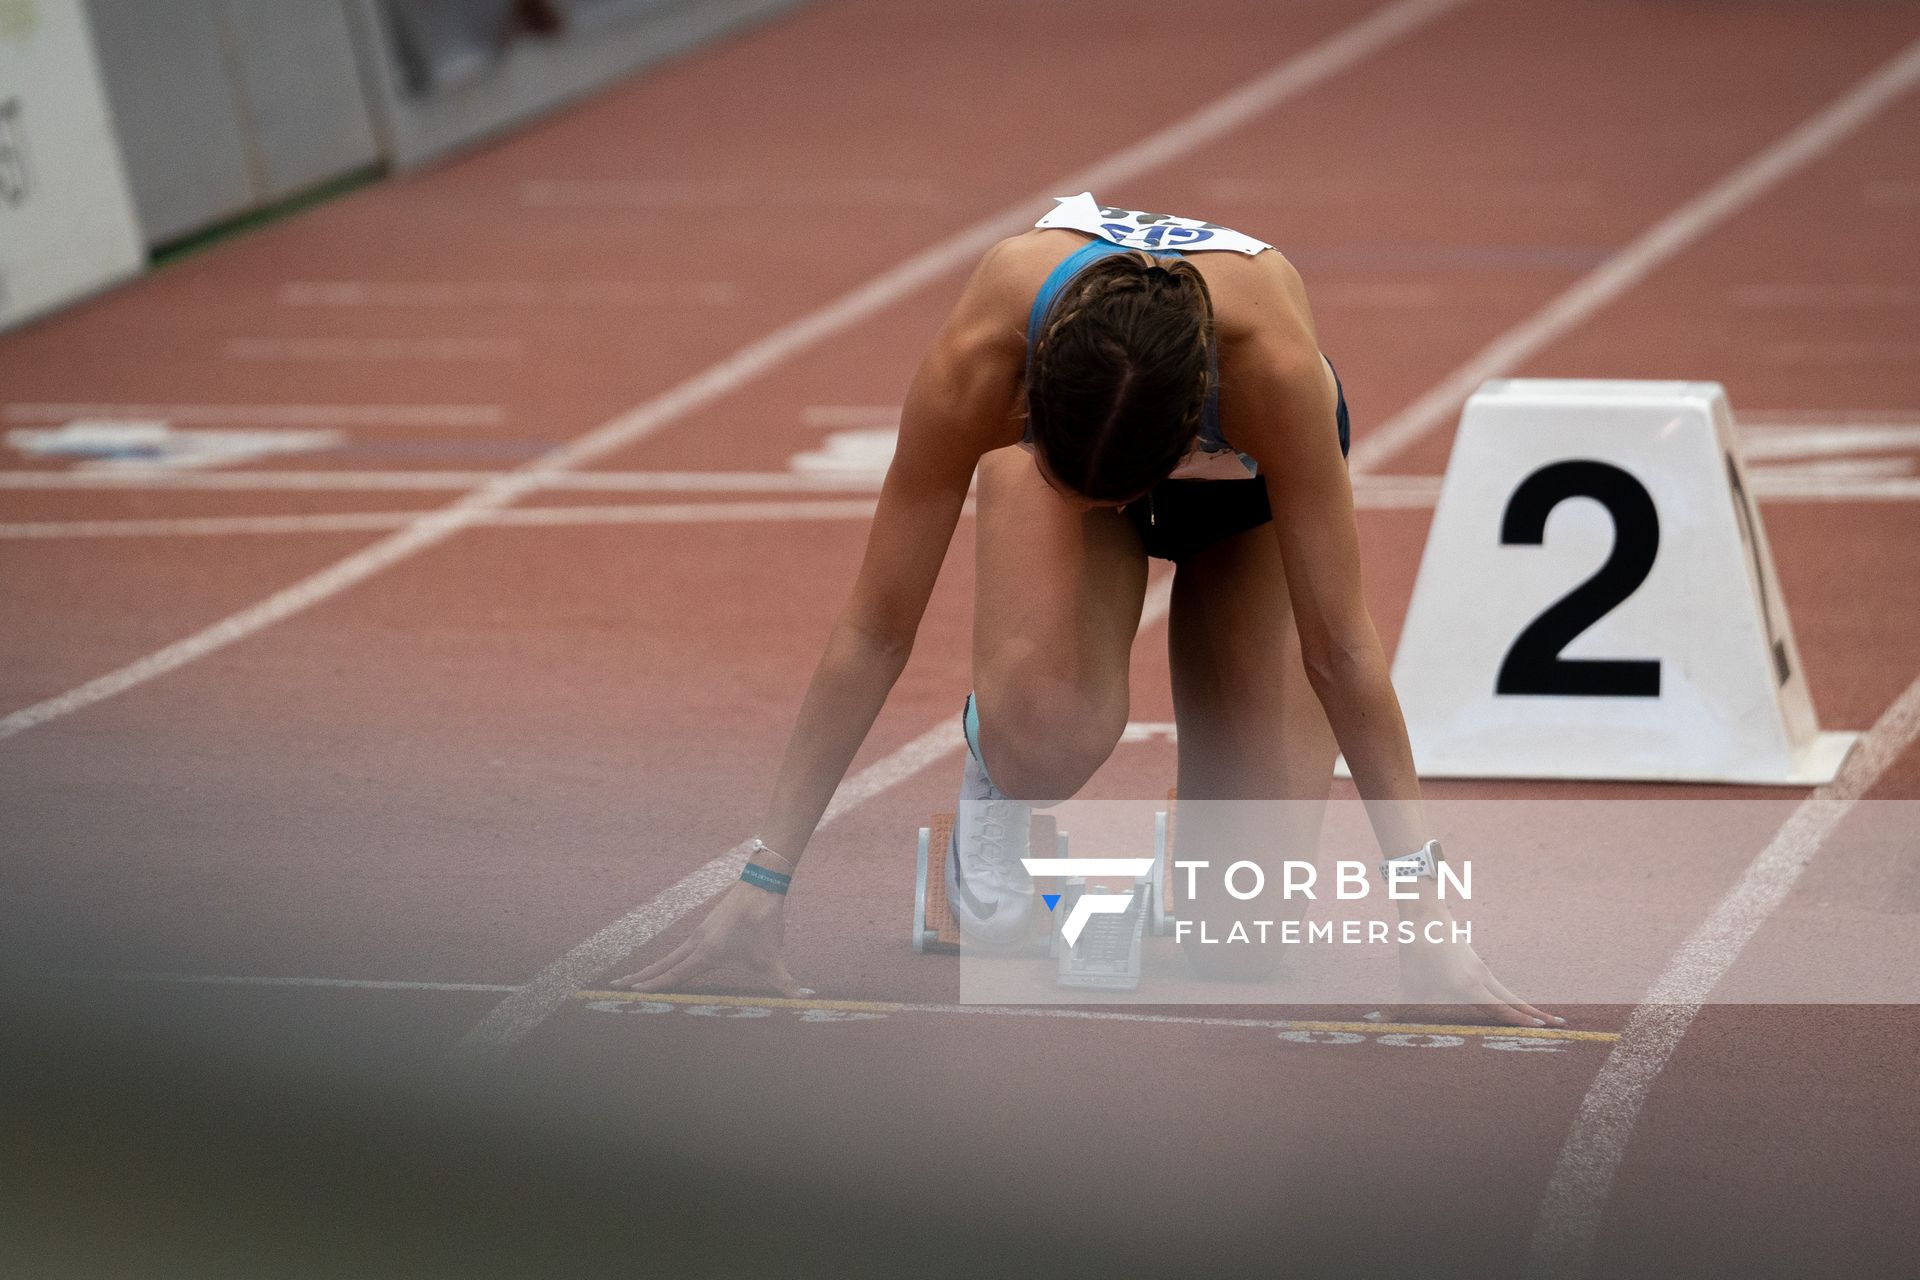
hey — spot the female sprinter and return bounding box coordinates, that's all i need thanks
[615,194,1559,1028]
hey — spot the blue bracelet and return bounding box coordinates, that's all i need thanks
[740,863,791,895]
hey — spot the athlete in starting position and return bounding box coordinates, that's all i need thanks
[616,194,1559,1027]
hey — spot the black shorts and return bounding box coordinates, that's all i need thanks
[1121,359,1352,563]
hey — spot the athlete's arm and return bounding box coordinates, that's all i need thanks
[1221,256,1560,1028]
[613,244,1027,997]
[1218,254,1427,860]
[753,243,1028,864]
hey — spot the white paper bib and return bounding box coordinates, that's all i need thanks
[1034,192,1272,256]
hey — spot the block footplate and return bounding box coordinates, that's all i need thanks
[912,800,1183,990]
[912,812,1064,955]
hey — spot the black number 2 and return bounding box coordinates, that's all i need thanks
[1496,460,1661,697]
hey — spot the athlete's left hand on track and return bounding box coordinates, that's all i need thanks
[609,879,805,998]
[1395,902,1564,1028]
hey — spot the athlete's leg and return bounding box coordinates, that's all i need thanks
[944,446,1149,944]
[1167,521,1336,975]
[971,445,1149,800]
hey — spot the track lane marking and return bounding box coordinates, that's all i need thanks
[573,990,1619,1041]
[0,469,886,491]
[0,0,1469,747]
[7,467,1919,541]
[1347,36,1920,474]
[3,403,506,428]
[1525,674,1920,1278]
[54,969,1616,1042]
[0,500,887,539]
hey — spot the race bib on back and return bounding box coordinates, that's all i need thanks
[1034,191,1272,256]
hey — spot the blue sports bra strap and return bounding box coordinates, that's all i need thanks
[1025,239,1135,348]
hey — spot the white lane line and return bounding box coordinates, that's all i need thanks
[0,501,886,540]
[452,573,1179,1057]
[10,471,1918,543]
[1743,474,1920,501]
[0,0,1465,742]
[799,405,901,429]
[1525,674,1920,1279]
[0,469,885,491]
[1737,420,1920,459]
[1348,37,1920,474]
[4,403,506,428]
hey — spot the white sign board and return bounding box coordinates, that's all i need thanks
[0,0,144,330]
[1388,380,1856,784]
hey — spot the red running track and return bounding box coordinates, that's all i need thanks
[3,1,1920,1276]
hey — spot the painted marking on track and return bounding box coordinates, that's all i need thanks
[62,972,1612,1051]
[1525,672,1920,1279]
[799,405,900,429]
[6,421,341,471]
[4,403,505,429]
[571,990,1614,1049]
[9,469,1918,546]
[0,500,886,540]
[1348,36,1920,473]
[0,469,886,491]
[789,428,897,476]
[1737,416,1920,462]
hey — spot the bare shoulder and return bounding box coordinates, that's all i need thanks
[901,232,1081,453]
[924,229,1089,390]
[958,230,1086,323]
[1204,249,1317,352]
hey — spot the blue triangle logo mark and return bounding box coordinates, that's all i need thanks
[1042,894,1061,912]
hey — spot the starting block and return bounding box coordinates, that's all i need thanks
[1149,790,1181,939]
[912,808,1164,989]
[1053,875,1149,989]
[912,812,1065,955]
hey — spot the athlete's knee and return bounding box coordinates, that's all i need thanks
[975,679,1124,801]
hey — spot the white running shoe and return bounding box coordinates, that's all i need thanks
[945,749,1034,945]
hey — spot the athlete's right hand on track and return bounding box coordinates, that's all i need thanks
[1394,900,1563,1028]
[610,879,805,998]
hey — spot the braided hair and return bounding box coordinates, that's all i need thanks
[1025,249,1215,504]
